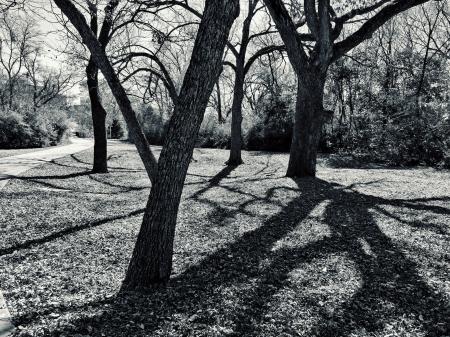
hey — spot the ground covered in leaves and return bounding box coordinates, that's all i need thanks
[0,142,449,337]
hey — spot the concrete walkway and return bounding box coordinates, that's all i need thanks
[0,138,93,188]
[0,138,94,336]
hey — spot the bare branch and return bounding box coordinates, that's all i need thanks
[53,0,158,183]
[333,0,432,61]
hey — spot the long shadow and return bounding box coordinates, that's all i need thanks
[3,174,136,195]
[1,171,91,182]
[70,154,91,166]
[88,175,149,192]
[13,297,113,327]
[230,181,449,336]
[188,165,286,227]
[71,153,149,173]
[0,208,145,257]
[20,177,450,336]
[189,165,238,199]
[59,178,325,336]
[375,206,448,235]
[5,170,148,195]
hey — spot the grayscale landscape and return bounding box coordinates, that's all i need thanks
[0,0,449,336]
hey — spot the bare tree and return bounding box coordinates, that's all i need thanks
[48,0,141,173]
[0,14,36,109]
[428,0,450,59]
[133,0,288,165]
[85,0,119,173]
[408,3,443,108]
[24,47,73,112]
[52,0,159,182]
[226,0,284,165]
[52,0,239,288]
[263,0,435,177]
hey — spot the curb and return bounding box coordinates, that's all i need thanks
[0,292,14,337]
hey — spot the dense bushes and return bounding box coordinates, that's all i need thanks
[366,116,447,167]
[137,89,448,169]
[110,119,125,139]
[246,95,293,152]
[322,95,449,168]
[140,107,168,145]
[323,121,449,168]
[140,107,231,148]
[0,110,68,149]
[193,94,294,152]
[137,101,448,169]
[196,113,230,148]
[320,39,450,168]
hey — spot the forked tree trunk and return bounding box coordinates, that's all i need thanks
[86,59,108,173]
[227,61,245,166]
[287,71,325,178]
[122,0,239,289]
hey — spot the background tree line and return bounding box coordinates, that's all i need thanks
[2,0,448,169]
[72,0,449,169]
[0,9,74,148]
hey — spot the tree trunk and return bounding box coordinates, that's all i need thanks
[286,72,325,178]
[86,59,108,173]
[53,0,159,183]
[122,0,239,289]
[227,61,245,166]
[215,81,223,123]
[8,79,13,109]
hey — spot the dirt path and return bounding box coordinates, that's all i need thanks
[0,138,93,336]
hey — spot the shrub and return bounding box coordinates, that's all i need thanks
[0,109,68,149]
[140,107,168,145]
[110,118,124,139]
[246,95,293,152]
[197,112,230,148]
[323,103,449,167]
[0,111,35,148]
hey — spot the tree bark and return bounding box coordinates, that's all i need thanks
[86,58,108,173]
[122,0,239,289]
[8,77,13,109]
[83,0,119,174]
[227,59,245,166]
[286,71,325,178]
[215,81,223,123]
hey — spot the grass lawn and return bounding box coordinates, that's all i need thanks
[0,142,449,337]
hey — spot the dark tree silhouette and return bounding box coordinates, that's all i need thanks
[85,0,119,173]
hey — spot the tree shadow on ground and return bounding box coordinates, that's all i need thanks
[58,172,449,337]
[2,172,146,195]
[2,154,151,194]
[0,170,91,182]
[0,208,145,257]
[0,153,151,257]
[189,165,238,199]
